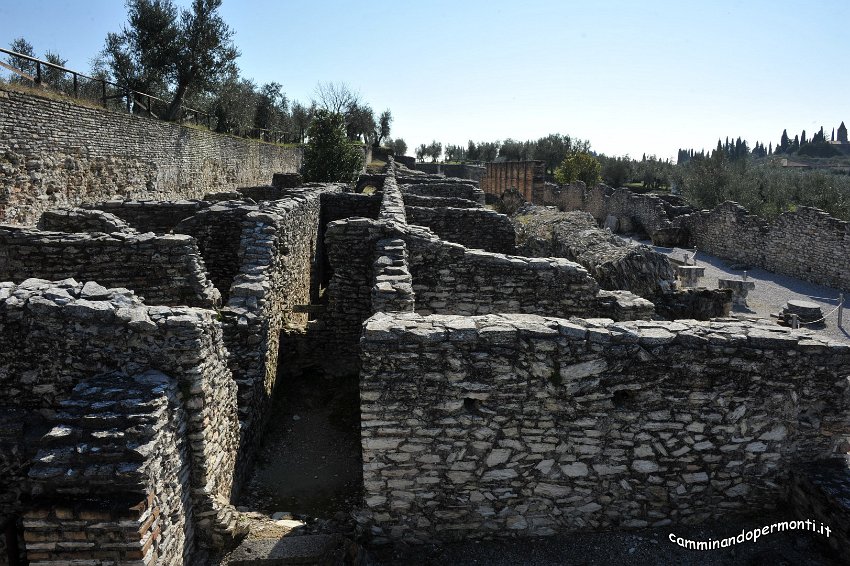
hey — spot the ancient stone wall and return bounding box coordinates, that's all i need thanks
[80,200,211,233]
[554,183,850,292]
[360,312,850,543]
[380,174,408,223]
[0,86,301,226]
[406,206,517,253]
[788,460,850,556]
[412,163,485,182]
[0,227,220,307]
[557,184,677,235]
[480,161,546,202]
[400,182,486,205]
[310,165,647,375]
[514,208,675,298]
[372,238,414,313]
[0,280,242,560]
[219,187,329,481]
[677,203,850,293]
[405,229,598,317]
[24,370,193,565]
[401,193,481,209]
[235,186,283,201]
[37,207,136,233]
[319,191,381,280]
[174,201,259,302]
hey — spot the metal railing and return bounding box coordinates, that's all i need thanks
[0,47,298,143]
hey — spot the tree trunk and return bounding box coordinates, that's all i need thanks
[165,81,190,121]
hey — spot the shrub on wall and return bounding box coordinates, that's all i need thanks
[303,109,364,182]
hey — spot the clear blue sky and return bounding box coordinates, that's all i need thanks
[2,0,849,161]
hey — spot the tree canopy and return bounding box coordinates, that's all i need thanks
[302,110,364,182]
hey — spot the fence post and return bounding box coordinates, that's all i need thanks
[101,80,107,108]
[126,88,131,113]
[35,61,42,86]
[839,293,844,329]
[72,73,78,98]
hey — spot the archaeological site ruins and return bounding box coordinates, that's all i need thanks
[1,86,849,565]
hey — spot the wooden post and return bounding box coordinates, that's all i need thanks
[35,61,41,86]
[839,293,844,329]
[73,73,78,98]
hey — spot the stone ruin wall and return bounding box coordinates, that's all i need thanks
[359,312,850,543]
[0,227,220,308]
[412,162,485,182]
[405,205,517,254]
[174,201,262,304]
[219,188,331,482]
[678,203,850,293]
[49,188,335,483]
[514,208,675,298]
[0,182,345,563]
[480,161,546,202]
[80,200,211,234]
[0,87,302,226]
[401,182,486,205]
[512,207,732,319]
[37,207,136,233]
[0,280,242,564]
[352,161,850,545]
[302,161,653,380]
[401,193,480,209]
[554,183,850,293]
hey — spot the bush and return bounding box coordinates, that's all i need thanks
[554,151,601,187]
[303,109,364,182]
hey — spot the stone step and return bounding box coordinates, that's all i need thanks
[225,533,345,566]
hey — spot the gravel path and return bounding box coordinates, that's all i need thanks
[630,238,850,344]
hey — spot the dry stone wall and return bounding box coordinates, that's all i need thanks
[0,87,301,226]
[553,182,850,293]
[174,201,260,302]
[404,228,599,318]
[0,227,220,307]
[406,206,517,254]
[372,238,414,314]
[0,280,243,559]
[412,163,485,182]
[310,166,648,375]
[400,182,485,205]
[514,208,675,298]
[219,187,330,480]
[677,203,850,293]
[360,312,850,543]
[37,207,135,233]
[80,200,211,233]
[24,370,192,565]
[401,193,481,209]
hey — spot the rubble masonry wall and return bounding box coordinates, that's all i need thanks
[0,87,301,226]
[360,312,850,542]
